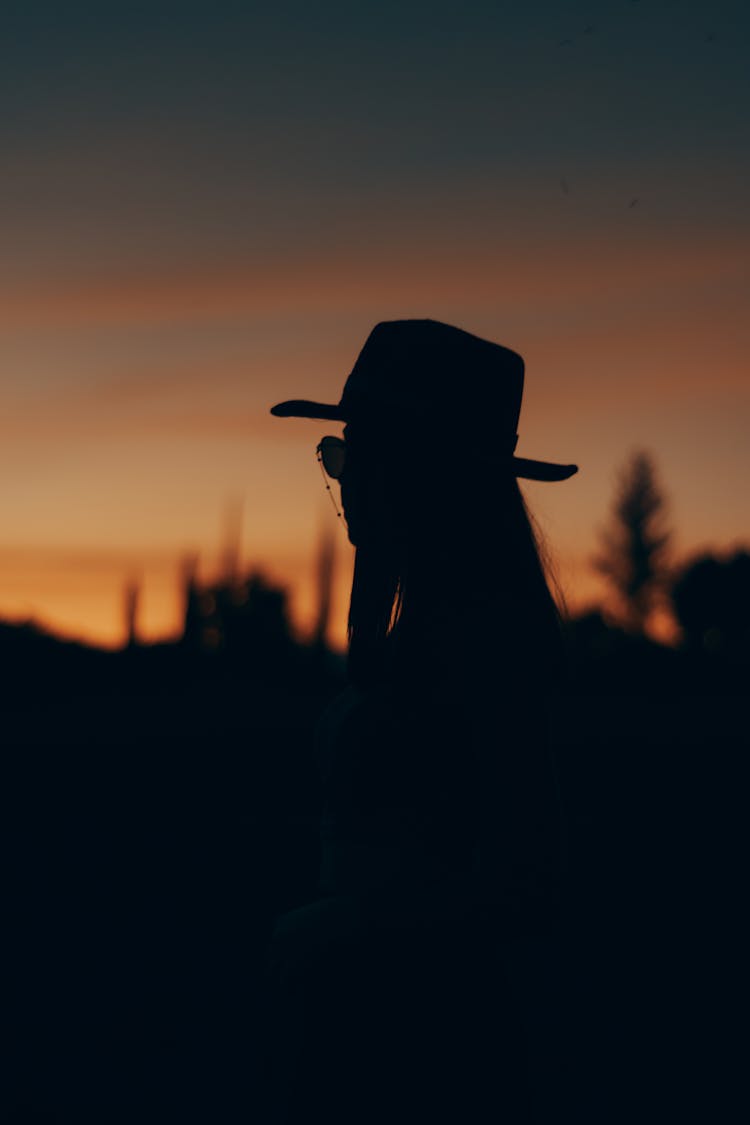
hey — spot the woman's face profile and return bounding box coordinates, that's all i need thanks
[340,421,394,548]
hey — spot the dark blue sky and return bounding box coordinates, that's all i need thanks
[3,0,748,273]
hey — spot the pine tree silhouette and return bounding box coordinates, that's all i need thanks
[593,450,671,635]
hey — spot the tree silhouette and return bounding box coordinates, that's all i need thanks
[671,549,750,656]
[593,450,672,634]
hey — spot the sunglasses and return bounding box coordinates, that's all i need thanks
[316,435,346,480]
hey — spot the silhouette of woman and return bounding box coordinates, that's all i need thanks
[265,320,578,1124]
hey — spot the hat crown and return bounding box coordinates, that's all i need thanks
[339,319,525,437]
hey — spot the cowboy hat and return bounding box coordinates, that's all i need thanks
[270,319,578,482]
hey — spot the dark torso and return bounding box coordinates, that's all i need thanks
[314,663,566,930]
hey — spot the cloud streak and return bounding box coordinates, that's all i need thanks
[1,231,747,334]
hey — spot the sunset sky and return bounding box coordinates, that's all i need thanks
[2,0,748,649]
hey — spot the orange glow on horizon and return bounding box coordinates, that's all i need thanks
[2,226,747,650]
[0,534,700,652]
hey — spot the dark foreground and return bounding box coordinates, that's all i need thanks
[2,682,744,1123]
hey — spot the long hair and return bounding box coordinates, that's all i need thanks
[346,417,565,695]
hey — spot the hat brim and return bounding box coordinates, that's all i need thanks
[269,399,578,482]
[270,399,345,421]
[512,457,578,482]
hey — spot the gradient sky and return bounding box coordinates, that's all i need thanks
[1,0,748,648]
